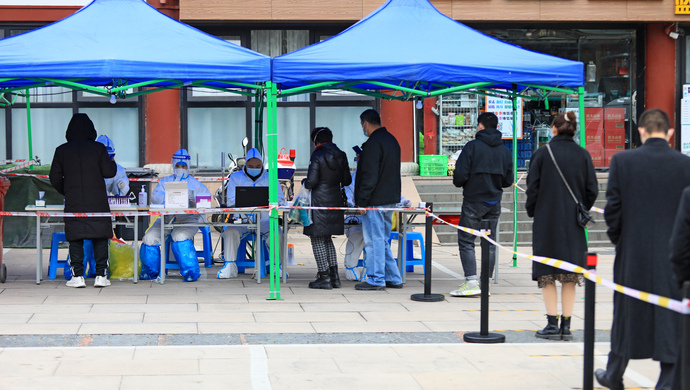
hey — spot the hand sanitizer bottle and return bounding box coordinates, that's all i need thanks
[138,186,147,206]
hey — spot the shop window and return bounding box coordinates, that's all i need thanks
[257,107,310,169]
[11,108,73,164]
[187,107,246,168]
[315,106,370,164]
[79,108,139,168]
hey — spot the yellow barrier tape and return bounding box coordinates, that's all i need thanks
[427,212,690,315]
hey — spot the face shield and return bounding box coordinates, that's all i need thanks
[172,149,191,180]
[96,135,116,160]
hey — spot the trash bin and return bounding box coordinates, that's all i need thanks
[113,168,154,241]
[0,176,11,283]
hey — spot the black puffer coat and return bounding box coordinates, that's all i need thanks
[49,114,117,241]
[303,143,351,237]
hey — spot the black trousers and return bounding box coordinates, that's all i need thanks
[605,351,680,390]
[68,238,109,277]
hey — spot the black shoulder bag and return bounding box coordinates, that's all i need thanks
[545,143,595,229]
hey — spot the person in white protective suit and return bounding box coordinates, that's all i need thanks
[343,152,411,281]
[96,135,130,196]
[139,149,210,282]
[217,148,284,278]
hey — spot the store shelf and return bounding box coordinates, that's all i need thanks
[439,92,479,156]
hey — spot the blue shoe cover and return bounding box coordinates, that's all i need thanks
[172,240,200,282]
[139,244,161,280]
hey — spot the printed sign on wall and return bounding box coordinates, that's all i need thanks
[486,94,523,139]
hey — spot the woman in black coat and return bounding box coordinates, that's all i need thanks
[303,127,351,289]
[526,111,598,340]
[49,113,117,287]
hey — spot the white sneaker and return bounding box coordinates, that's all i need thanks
[66,276,86,288]
[94,275,111,287]
[449,280,480,297]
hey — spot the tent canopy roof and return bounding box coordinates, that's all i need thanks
[272,0,583,93]
[0,0,269,91]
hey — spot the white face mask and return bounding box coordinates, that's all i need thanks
[174,168,187,179]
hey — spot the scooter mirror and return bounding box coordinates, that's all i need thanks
[242,137,249,148]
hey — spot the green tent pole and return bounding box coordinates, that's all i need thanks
[266,81,282,300]
[254,89,265,155]
[26,89,33,169]
[578,86,589,245]
[511,91,518,268]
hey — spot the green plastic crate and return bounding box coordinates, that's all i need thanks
[419,155,448,177]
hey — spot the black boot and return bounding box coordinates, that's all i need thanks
[535,315,561,340]
[329,266,341,288]
[308,271,332,290]
[560,315,572,341]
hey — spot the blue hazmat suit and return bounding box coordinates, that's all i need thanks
[217,148,284,278]
[140,149,210,281]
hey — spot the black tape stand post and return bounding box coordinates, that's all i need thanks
[583,252,597,390]
[411,202,444,302]
[463,220,505,343]
[680,281,690,390]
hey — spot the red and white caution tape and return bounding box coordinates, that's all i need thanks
[0,159,38,174]
[427,211,690,315]
[0,159,29,165]
[4,206,268,218]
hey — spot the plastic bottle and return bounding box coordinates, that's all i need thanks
[287,243,296,265]
[138,186,147,206]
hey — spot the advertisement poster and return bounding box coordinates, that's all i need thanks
[682,98,690,157]
[486,94,523,139]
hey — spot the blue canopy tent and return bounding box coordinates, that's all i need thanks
[0,0,271,285]
[0,0,271,158]
[264,0,585,299]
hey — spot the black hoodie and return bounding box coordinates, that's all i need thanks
[453,128,513,203]
[49,114,117,241]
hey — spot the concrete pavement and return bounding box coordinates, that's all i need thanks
[0,232,664,389]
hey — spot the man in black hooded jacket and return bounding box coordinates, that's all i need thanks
[451,112,513,297]
[50,113,117,288]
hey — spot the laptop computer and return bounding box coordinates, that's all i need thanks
[235,186,269,207]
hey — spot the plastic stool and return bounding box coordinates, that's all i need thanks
[196,226,213,268]
[163,227,215,272]
[235,231,270,277]
[48,232,96,279]
[389,231,425,273]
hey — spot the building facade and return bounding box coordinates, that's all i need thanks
[1,0,689,169]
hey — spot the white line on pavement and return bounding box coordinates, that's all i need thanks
[250,345,272,390]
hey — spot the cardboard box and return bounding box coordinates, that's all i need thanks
[604,107,625,129]
[605,128,625,150]
[583,108,604,147]
[605,149,624,167]
[588,148,605,168]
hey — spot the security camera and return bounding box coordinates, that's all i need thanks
[670,31,680,40]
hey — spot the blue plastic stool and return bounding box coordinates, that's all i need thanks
[196,226,213,268]
[163,226,215,272]
[389,231,425,273]
[48,232,96,279]
[235,231,270,277]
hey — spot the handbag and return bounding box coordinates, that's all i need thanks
[545,143,595,229]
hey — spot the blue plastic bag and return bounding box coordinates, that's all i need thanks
[172,240,200,282]
[139,244,161,280]
[289,186,312,226]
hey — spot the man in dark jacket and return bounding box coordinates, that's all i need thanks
[354,109,402,290]
[451,112,512,297]
[598,109,690,390]
[49,114,117,288]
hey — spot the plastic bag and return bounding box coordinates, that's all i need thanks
[108,238,139,280]
[289,186,312,226]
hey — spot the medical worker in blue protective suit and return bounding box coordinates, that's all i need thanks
[139,149,210,282]
[96,135,130,196]
[217,148,285,278]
